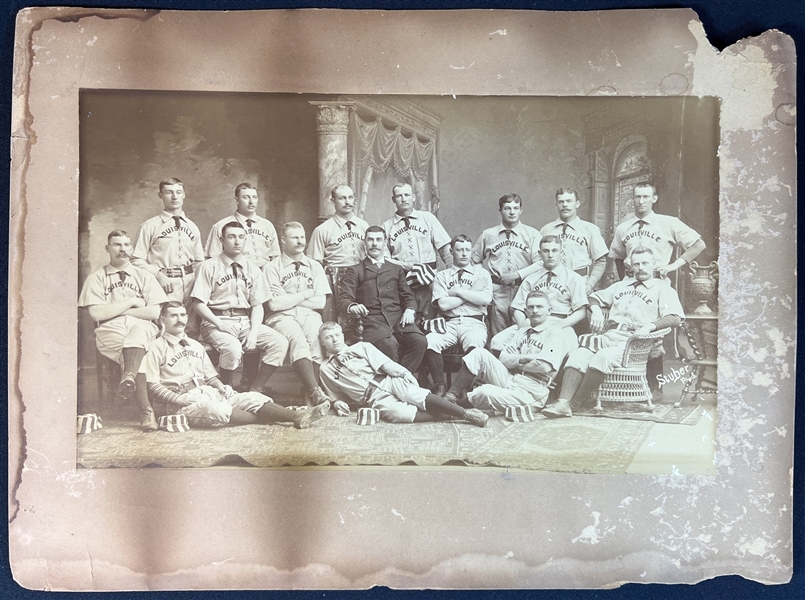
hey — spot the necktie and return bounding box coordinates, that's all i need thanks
[179,339,189,347]
[232,262,240,279]
[637,219,646,231]
[631,280,643,289]
[402,216,412,229]
[456,268,467,280]
[502,230,513,240]
[246,219,254,229]
[117,271,127,283]
[173,215,182,230]
[294,261,303,272]
[545,271,554,286]
[346,221,355,231]
[560,222,570,235]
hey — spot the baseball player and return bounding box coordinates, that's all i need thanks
[609,182,706,279]
[262,221,333,407]
[318,322,489,427]
[542,245,684,418]
[381,182,453,322]
[540,188,608,295]
[337,225,427,373]
[144,302,329,429]
[471,193,543,337]
[307,184,368,321]
[609,182,705,397]
[190,221,289,394]
[205,182,281,268]
[490,235,588,351]
[443,291,578,412]
[420,234,493,396]
[131,177,205,303]
[78,230,168,430]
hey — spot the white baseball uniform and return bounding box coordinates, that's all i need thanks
[205,212,280,268]
[609,211,702,269]
[427,263,493,352]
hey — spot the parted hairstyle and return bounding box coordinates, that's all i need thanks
[629,245,655,260]
[498,193,523,209]
[633,182,657,195]
[159,177,184,193]
[281,221,305,236]
[364,225,386,239]
[539,235,563,248]
[160,300,185,317]
[318,321,343,340]
[330,184,353,200]
[555,188,579,201]
[107,229,130,243]
[450,234,473,250]
[391,182,413,198]
[525,289,552,310]
[221,221,246,238]
[234,182,257,197]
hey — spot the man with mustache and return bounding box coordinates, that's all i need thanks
[79,230,168,430]
[542,246,684,418]
[263,222,333,407]
[337,226,427,373]
[144,302,329,429]
[307,184,368,322]
[205,182,280,268]
[191,221,289,394]
[132,177,205,304]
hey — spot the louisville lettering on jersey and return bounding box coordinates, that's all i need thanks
[158,223,198,242]
[446,274,474,289]
[105,280,144,297]
[280,270,313,288]
[388,223,429,243]
[247,227,274,243]
[622,229,663,245]
[533,278,569,296]
[520,337,544,353]
[488,239,532,256]
[166,347,205,369]
[560,232,589,248]
[215,271,254,290]
[613,288,654,305]
[335,231,364,245]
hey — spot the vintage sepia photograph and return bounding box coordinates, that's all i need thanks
[76,91,719,473]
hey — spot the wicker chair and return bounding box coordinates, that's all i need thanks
[584,328,671,413]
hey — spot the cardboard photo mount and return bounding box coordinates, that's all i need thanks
[9,8,796,590]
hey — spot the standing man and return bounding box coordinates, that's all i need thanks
[307,184,368,321]
[191,221,289,394]
[609,182,706,396]
[443,291,578,413]
[144,302,328,430]
[337,225,427,373]
[421,234,493,396]
[542,246,684,418]
[79,230,168,430]
[490,236,588,351]
[132,177,205,304]
[318,322,489,427]
[381,182,453,323]
[205,182,280,268]
[540,188,608,295]
[471,193,543,337]
[263,222,333,407]
[609,183,706,279]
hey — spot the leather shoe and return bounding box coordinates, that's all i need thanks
[443,391,459,404]
[139,409,158,431]
[292,401,330,429]
[307,386,332,407]
[464,408,489,428]
[432,384,446,397]
[542,398,573,418]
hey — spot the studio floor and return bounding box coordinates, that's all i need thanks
[76,361,716,475]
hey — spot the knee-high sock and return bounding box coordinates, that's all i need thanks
[423,393,466,420]
[121,347,146,376]
[557,367,583,402]
[229,408,259,425]
[250,363,278,393]
[646,355,663,391]
[292,358,318,393]
[412,410,438,422]
[422,350,445,386]
[312,361,321,386]
[447,363,475,397]
[571,368,606,409]
[241,352,260,387]
[133,373,152,412]
[219,368,235,386]
[255,401,296,424]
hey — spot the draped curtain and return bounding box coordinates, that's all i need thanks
[348,112,440,220]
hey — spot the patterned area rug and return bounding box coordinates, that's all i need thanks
[76,413,655,473]
[573,397,704,424]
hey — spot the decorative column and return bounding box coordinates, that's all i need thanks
[310,101,354,223]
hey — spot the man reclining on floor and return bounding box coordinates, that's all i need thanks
[541,245,684,418]
[442,290,578,414]
[317,321,489,427]
[144,301,329,429]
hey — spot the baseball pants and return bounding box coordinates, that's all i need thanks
[266,310,324,363]
[367,373,430,423]
[488,283,517,338]
[95,315,159,365]
[201,315,288,371]
[462,348,551,411]
[168,386,270,427]
[564,329,633,374]
[426,317,488,352]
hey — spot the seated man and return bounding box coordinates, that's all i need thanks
[490,235,588,351]
[420,234,493,396]
[262,221,332,406]
[318,322,489,427]
[145,302,329,429]
[443,291,578,413]
[542,246,684,418]
[191,221,289,393]
[78,229,168,430]
[337,225,427,373]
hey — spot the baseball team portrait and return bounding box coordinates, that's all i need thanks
[75,92,720,473]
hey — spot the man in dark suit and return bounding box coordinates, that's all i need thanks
[337,225,427,373]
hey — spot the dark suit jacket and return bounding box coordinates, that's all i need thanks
[337,258,419,343]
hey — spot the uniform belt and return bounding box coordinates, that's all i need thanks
[361,374,386,404]
[446,314,484,322]
[166,379,199,394]
[161,265,194,277]
[517,370,556,389]
[211,307,250,317]
[606,321,637,333]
